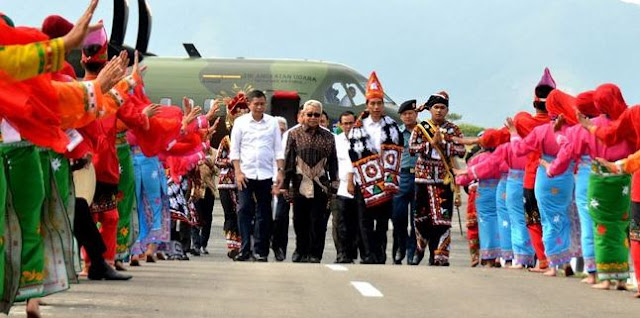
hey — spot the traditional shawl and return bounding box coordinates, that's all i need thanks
[347,111,403,207]
[215,135,236,189]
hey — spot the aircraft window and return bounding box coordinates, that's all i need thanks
[203,99,214,112]
[324,83,344,105]
[344,84,365,107]
[160,98,172,106]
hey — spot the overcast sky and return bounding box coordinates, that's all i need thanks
[4,0,640,127]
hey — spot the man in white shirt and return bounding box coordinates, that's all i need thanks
[332,111,360,263]
[230,90,285,262]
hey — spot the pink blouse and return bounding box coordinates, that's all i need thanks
[456,151,502,186]
[511,123,569,158]
[547,115,634,176]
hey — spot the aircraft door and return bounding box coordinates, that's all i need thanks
[270,91,301,130]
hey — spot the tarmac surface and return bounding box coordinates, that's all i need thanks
[7,197,640,317]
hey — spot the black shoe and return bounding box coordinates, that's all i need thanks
[410,252,424,266]
[227,249,240,259]
[190,248,201,256]
[308,256,321,263]
[360,256,377,264]
[179,254,190,261]
[335,256,354,264]
[254,255,268,262]
[273,248,285,262]
[292,252,303,263]
[234,253,254,262]
[202,248,209,255]
[88,261,132,281]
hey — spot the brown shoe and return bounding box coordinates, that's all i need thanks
[114,261,127,271]
[156,252,167,260]
[146,254,157,263]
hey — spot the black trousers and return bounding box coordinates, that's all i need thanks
[219,189,240,248]
[332,195,359,261]
[271,193,290,255]
[73,198,106,266]
[191,188,215,249]
[237,179,273,257]
[355,188,391,264]
[292,186,329,260]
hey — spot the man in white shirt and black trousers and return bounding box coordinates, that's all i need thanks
[230,90,285,262]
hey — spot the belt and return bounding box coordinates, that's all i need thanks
[400,167,415,174]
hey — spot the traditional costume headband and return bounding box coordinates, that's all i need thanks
[81,22,108,64]
[424,91,449,109]
[365,71,384,100]
[534,67,556,102]
[225,91,248,115]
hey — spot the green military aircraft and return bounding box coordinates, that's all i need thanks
[94,0,400,136]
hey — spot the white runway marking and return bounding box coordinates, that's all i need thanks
[350,281,384,297]
[325,264,349,271]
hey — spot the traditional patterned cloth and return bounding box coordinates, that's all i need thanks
[466,183,480,265]
[348,112,403,207]
[535,155,574,267]
[410,120,465,187]
[115,138,137,260]
[38,149,76,297]
[575,156,596,273]
[476,179,501,260]
[1,143,45,302]
[568,199,582,259]
[215,136,236,189]
[506,169,535,266]
[167,174,194,224]
[496,174,513,261]
[130,152,171,255]
[588,164,631,280]
[215,135,241,251]
[410,116,464,265]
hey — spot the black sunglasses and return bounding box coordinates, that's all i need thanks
[306,112,321,118]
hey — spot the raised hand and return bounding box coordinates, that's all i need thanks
[453,136,479,145]
[505,117,517,135]
[95,51,128,92]
[62,0,103,52]
[142,104,161,118]
[553,114,565,132]
[206,98,221,121]
[577,110,594,131]
[182,97,193,113]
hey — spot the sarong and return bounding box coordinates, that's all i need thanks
[38,149,75,296]
[2,143,45,301]
[476,179,500,260]
[116,141,136,260]
[496,174,513,261]
[219,189,241,251]
[575,156,594,272]
[466,183,479,263]
[506,169,535,266]
[588,164,631,280]
[414,183,453,265]
[535,155,574,267]
[130,152,170,255]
